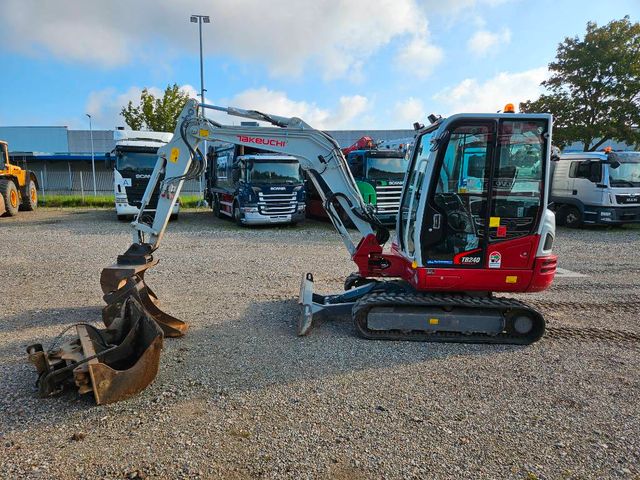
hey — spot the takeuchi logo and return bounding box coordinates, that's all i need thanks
[237,135,287,148]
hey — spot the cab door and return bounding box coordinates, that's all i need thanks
[419,121,495,267]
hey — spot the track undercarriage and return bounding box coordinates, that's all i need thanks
[299,273,545,344]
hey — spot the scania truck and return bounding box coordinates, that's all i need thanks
[106,130,180,221]
[205,144,305,226]
[550,150,640,227]
[306,137,410,225]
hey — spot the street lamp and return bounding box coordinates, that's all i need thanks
[190,14,210,206]
[190,14,210,108]
[86,113,97,196]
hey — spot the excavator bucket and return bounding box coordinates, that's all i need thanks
[100,261,188,338]
[26,298,163,405]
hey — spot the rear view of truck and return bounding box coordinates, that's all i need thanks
[205,144,305,226]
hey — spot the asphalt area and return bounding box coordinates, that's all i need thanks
[1,208,639,479]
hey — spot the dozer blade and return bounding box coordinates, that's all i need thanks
[101,262,188,338]
[27,298,163,405]
[298,273,363,336]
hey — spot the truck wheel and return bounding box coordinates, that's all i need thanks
[563,206,583,228]
[213,195,224,219]
[117,214,129,222]
[233,202,243,226]
[170,214,179,221]
[20,179,38,211]
[0,179,20,217]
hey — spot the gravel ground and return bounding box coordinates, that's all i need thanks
[1,208,639,479]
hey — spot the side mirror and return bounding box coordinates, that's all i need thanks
[105,152,114,170]
[609,159,621,169]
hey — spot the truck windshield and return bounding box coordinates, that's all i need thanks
[248,162,302,184]
[116,151,159,171]
[366,156,408,181]
[610,162,640,187]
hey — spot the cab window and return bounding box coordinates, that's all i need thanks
[570,161,602,183]
[490,120,547,241]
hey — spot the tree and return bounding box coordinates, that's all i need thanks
[121,84,191,132]
[520,16,640,150]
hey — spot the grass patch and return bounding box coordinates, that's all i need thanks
[41,195,114,207]
[41,194,203,208]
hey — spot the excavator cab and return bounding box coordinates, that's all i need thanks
[398,116,553,280]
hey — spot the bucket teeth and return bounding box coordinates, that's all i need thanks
[101,263,188,338]
[27,298,164,405]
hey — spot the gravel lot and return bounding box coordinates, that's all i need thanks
[1,208,639,479]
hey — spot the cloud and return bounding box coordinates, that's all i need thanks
[221,88,370,129]
[85,85,369,130]
[432,67,548,115]
[395,36,444,79]
[393,97,426,125]
[0,0,442,81]
[467,28,511,56]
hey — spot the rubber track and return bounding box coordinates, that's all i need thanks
[352,292,545,345]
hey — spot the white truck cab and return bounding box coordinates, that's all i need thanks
[107,130,180,220]
[550,151,640,227]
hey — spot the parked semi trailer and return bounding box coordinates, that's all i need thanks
[106,130,180,221]
[550,150,640,227]
[205,143,305,226]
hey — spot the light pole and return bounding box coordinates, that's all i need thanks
[190,14,210,109]
[86,113,97,196]
[190,14,210,206]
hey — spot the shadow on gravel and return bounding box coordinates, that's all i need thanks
[0,306,103,336]
[178,298,521,395]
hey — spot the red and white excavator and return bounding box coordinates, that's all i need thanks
[28,99,557,403]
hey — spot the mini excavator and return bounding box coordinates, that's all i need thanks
[28,99,557,403]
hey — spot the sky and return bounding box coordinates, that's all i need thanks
[0,0,637,131]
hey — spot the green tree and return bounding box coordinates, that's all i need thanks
[120,84,191,132]
[520,16,640,150]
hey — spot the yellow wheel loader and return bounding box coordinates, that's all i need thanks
[0,140,39,216]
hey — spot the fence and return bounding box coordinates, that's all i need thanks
[30,162,202,197]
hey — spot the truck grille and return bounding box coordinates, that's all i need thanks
[375,185,403,215]
[126,177,160,209]
[616,194,640,205]
[258,192,297,215]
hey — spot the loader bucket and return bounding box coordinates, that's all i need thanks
[101,262,188,338]
[27,298,163,405]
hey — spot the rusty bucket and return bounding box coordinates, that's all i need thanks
[27,298,164,405]
[100,261,188,338]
